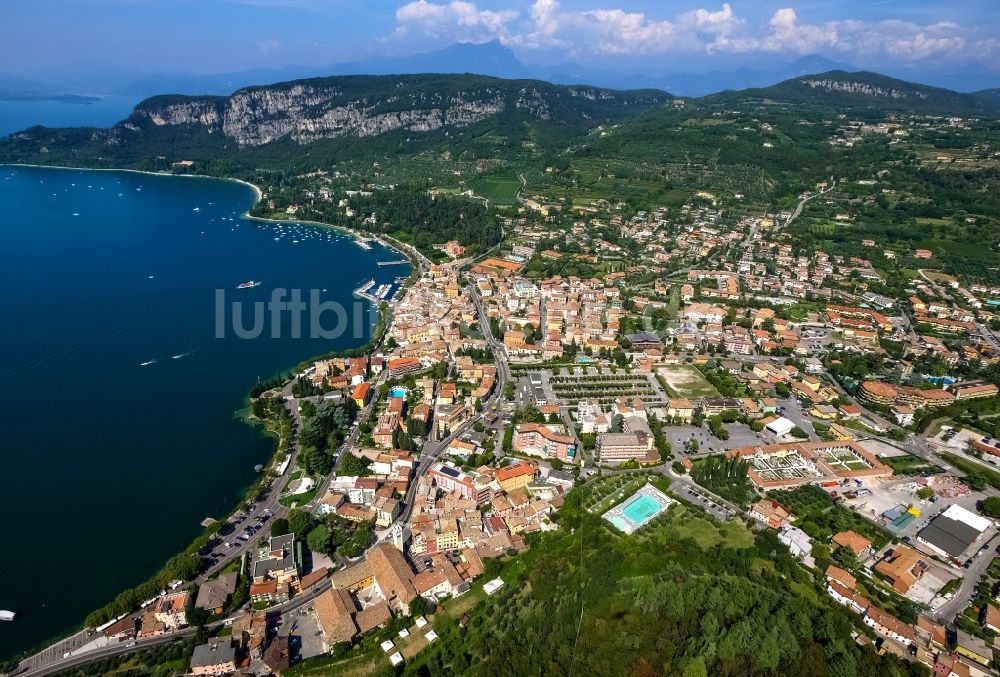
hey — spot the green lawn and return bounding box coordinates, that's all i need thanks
[655,364,722,399]
[470,173,522,205]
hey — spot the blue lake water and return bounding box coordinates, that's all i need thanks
[0,96,140,136]
[0,165,408,658]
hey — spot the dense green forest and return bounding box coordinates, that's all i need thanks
[402,486,925,677]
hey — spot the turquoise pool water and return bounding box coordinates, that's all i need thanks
[623,495,664,524]
[389,387,407,398]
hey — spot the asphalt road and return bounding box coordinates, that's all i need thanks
[12,580,334,677]
[933,533,999,623]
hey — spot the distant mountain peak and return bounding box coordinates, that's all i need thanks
[797,71,927,100]
[706,69,1000,115]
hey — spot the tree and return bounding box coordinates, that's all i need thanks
[811,543,832,570]
[982,496,1000,518]
[409,595,434,618]
[406,417,427,438]
[271,517,290,538]
[964,472,988,492]
[916,487,934,500]
[341,453,373,476]
[186,602,210,628]
[682,656,708,677]
[307,524,332,554]
[288,508,315,538]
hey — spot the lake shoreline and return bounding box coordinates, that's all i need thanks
[0,163,415,667]
[4,162,263,203]
[3,163,423,267]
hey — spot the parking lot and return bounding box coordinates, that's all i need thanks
[283,606,325,661]
[676,479,737,522]
[665,425,721,454]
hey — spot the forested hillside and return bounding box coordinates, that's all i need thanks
[0,74,667,172]
[401,485,925,677]
[706,70,1000,116]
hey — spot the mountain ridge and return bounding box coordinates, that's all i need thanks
[0,73,667,169]
[703,70,1000,116]
[2,69,997,174]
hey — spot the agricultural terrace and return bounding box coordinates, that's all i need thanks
[656,364,722,399]
[548,373,662,405]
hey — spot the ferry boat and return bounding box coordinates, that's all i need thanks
[0,610,14,621]
[236,281,261,290]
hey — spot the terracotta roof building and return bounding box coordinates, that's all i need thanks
[832,530,873,559]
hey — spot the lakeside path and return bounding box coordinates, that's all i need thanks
[1,168,420,676]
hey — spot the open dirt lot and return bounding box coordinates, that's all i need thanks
[656,364,722,399]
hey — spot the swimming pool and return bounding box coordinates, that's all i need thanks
[623,495,664,524]
[602,484,674,534]
[389,387,407,398]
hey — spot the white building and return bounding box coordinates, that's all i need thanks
[765,416,795,437]
[778,525,812,559]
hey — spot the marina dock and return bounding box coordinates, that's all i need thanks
[353,279,392,302]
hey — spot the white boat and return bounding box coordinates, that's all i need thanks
[0,610,15,621]
[140,359,157,367]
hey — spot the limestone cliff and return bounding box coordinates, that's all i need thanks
[110,75,665,147]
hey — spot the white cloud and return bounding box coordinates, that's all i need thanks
[394,1,519,42]
[388,1,995,66]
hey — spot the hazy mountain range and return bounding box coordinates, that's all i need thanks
[3,40,1000,102]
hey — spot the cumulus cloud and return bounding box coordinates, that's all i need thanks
[393,0,519,42]
[388,1,993,65]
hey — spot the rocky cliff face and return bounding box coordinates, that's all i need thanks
[111,76,663,147]
[802,79,928,101]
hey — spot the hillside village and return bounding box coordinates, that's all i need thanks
[9,81,1000,677]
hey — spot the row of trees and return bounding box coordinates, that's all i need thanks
[689,454,755,507]
[298,398,359,476]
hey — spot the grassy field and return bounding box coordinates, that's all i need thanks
[469,172,522,205]
[656,504,754,549]
[655,364,722,399]
[882,454,944,476]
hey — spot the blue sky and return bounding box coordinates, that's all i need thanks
[4,0,999,75]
